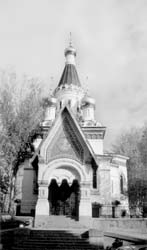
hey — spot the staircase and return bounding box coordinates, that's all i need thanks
[11,216,101,250]
[12,229,99,250]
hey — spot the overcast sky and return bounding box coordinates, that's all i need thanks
[0,0,147,150]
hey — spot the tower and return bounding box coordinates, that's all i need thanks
[54,41,85,113]
[42,40,105,155]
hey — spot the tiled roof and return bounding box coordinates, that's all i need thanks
[58,64,81,87]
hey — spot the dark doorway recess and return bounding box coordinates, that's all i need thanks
[49,179,80,220]
[92,203,102,218]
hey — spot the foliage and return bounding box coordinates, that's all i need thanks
[138,124,147,170]
[0,71,45,213]
[112,126,147,217]
[0,157,10,212]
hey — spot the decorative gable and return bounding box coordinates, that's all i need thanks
[46,115,84,163]
[38,107,97,168]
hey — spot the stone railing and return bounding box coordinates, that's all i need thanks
[84,218,147,233]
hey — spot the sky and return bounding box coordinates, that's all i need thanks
[0,0,147,150]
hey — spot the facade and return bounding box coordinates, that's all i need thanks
[15,42,129,224]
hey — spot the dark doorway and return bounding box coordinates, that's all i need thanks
[112,206,115,218]
[49,179,80,220]
[92,203,101,218]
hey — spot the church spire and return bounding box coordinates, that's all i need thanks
[57,37,81,87]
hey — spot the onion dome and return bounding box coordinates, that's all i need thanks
[82,95,96,107]
[50,96,57,105]
[64,44,76,57]
[43,96,57,107]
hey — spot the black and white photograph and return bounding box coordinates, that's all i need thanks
[0,0,147,249]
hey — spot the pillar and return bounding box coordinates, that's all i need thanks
[35,182,49,216]
[79,183,91,218]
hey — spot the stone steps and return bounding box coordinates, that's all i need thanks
[11,216,101,250]
[12,227,99,250]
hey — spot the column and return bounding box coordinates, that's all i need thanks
[79,182,91,217]
[35,181,49,216]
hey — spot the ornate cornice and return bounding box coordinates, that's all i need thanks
[82,126,106,139]
[85,133,104,139]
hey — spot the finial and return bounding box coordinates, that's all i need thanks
[85,76,89,94]
[69,32,72,46]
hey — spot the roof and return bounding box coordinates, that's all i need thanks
[58,64,81,87]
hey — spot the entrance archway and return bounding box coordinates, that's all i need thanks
[49,179,80,220]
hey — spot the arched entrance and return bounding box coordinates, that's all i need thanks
[49,179,80,220]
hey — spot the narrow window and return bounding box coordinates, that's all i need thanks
[68,100,71,107]
[120,175,123,194]
[93,168,97,189]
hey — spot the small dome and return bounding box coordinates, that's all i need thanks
[43,96,57,107]
[64,45,76,57]
[82,95,96,106]
[50,96,57,105]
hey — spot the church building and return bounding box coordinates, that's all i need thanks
[15,41,129,226]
